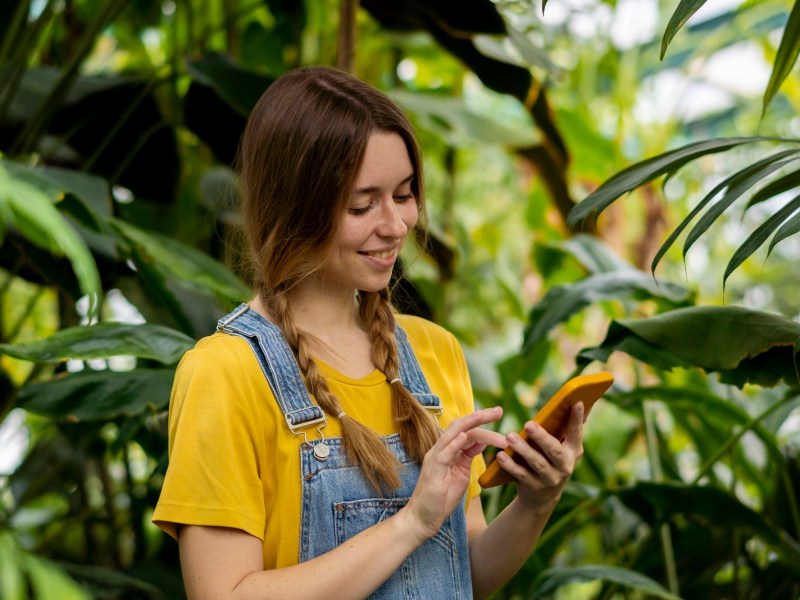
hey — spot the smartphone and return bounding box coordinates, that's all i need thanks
[478,371,614,488]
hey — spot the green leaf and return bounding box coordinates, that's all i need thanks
[613,386,783,462]
[661,0,708,59]
[0,532,25,600]
[17,369,174,421]
[568,137,775,229]
[768,210,800,255]
[522,271,693,352]
[20,553,90,600]
[560,234,632,274]
[187,53,275,117]
[683,153,800,258]
[763,0,800,115]
[724,192,800,286]
[0,161,102,316]
[531,564,682,599]
[0,323,194,364]
[745,166,800,210]
[504,21,560,75]
[578,306,800,388]
[652,149,799,275]
[109,218,250,303]
[615,481,800,564]
[389,90,539,148]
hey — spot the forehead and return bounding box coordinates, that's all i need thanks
[354,131,414,188]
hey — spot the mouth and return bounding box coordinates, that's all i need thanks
[357,249,396,259]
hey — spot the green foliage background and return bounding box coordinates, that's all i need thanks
[0,0,799,598]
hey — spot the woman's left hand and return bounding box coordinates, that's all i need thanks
[495,402,585,515]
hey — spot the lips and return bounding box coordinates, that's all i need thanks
[358,249,396,259]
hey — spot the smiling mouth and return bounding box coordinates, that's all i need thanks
[358,250,396,259]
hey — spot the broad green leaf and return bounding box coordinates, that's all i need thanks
[0,323,194,365]
[768,210,800,255]
[390,90,539,148]
[187,53,274,117]
[745,166,800,210]
[568,137,775,229]
[531,564,681,599]
[652,149,799,274]
[522,271,693,352]
[109,218,250,303]
[473,35,527,69]
[578,306,800,388]
[763,0,800,115]
[614,481,800,564]
[17,369,174,421]
[724,192,800,286]
[1,159,112,219]
[0,532,25,600]
[613,386,783,462]
[20,554,90,600]
[559,234,632,274]
[505,22,560,75]
[683,154,800,258]
[661,0,708,59]
[0,162,101,317]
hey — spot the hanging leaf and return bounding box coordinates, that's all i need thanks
[768,211,800,255]
[522,271,693,352]
[612,385,783,462]
[559,233,632,274]
[531,564,681,599]
[578,306,800,388]
[389,90,539,148]
[723,192,800,286]
[763,0,800,115]
[109,218,250,303]
[17,369,174,421]
[745,166,800,210]
[0,161,102,317]
[568,137,776,229]
[614,481,800,564]
[660,0,708,59]
[651,149,800,275]
[683,154,800,258]
[0,323,194,365]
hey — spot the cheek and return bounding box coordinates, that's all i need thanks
[401,203,420,230]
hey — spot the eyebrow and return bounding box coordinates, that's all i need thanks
[353,173,415,196]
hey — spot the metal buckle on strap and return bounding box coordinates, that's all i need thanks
[284,409,330,461]
[217,304,250,330]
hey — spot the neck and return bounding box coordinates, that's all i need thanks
[288,281,361,335]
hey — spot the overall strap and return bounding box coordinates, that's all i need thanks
[216,304,327,435]
[394,324,443,416]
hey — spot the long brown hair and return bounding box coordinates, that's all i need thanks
[239,66,439,492]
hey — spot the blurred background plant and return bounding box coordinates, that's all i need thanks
[0,0,798,598]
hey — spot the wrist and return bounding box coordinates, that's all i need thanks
[396,504,437,546]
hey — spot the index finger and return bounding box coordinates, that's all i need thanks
[438,406,503,447]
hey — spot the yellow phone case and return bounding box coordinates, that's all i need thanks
[478,371,614,488]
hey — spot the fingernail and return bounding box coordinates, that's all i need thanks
[507,432,520,443]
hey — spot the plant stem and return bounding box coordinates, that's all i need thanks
[643,400,680,596]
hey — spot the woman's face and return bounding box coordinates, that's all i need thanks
[316,131,419,297]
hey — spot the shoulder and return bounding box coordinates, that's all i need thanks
[395,314,459,351]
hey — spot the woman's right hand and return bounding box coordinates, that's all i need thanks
[402,407,506,541]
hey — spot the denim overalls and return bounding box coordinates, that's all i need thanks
[217,304,473,599]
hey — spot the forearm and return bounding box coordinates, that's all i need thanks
[468,496,558,600]
[182,508,429,600]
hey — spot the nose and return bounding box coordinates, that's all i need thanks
[376,198,410,238]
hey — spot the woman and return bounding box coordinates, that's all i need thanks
[153,66,584,599]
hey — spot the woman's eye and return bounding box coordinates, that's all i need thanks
[348,204,372,216]
[393,193,414,203]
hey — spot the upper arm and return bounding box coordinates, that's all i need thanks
[179,525,263,600]
[465,493,488,544]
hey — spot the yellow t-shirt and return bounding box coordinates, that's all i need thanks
[152,314,486,569]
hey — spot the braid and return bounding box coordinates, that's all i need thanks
[265,291,401,492]
[359,289,440,463]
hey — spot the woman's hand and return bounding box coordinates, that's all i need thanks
[496,402,584,516]
[402,407,507,541]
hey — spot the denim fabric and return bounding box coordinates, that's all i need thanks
[218,304,472,599]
